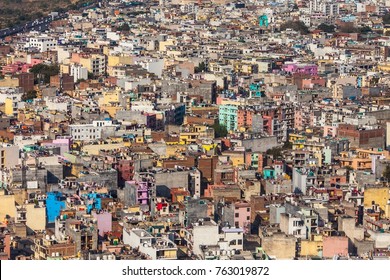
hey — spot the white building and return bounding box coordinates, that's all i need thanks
[70,64,88,83]
[135,58,164,78]
[191,219,219,256]
[123,228,177,260]
[26,35,57,52]
[280,213,308,239]
[69,120,116,141]
[0,144,19,169]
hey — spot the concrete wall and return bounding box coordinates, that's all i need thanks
[269,205,286,225]
[155,171,190,198]
[192,222,219,256]
[366,230,390,249]
[0,195,16,220]
[354,239,374,256]
[323,236,349,258]
[338,216,364,242]
[261,233,296,259]
[26,204,46,232]
[241,136,278,152]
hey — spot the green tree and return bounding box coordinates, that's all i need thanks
[383,13,390,24]
[358,26,372,34]
[317,23,335,33]
[195,62,206,73]
[339,23,358,33]
[280,21,309,34]
[118,23,130,32]
[383,165,390,181]
[30,63,60,84]
[213,122,228,138]
[21,90,37,101]
[266,146,283,158]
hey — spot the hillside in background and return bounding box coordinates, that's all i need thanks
[0,0,91,29]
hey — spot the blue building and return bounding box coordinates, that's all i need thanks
[219,104,238,132]
[46,192,66,223]
[82,193,111,214]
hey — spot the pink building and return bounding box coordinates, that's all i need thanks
[0,223,11,260]
[41,137,71,156]
[92,211,112,238]
[282,62,318,75]
[322,236,349,258]
[1,62,35,75]
[234,201,251,233]
[323,125,338,137]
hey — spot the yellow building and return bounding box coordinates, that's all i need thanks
[0,76,19,87]
[82,142,124,156]
[377,63,390,72]
[166,144,186,157]
[0,193,16,221]
[159,39,176,52]
[79,54,106,76]
[364,186,390,211]
[289,133,306,143]
[4,98,14,116]
[222,151,245,167]
[60,64,70,74]
[385,204,390,219]
[26,204,46,232]
[107,55,134,67]
[179,125,212,144]
[300,235,323,257]
[98,89,127,117]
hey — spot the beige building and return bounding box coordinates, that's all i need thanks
[0,192,16,221]
[26,204,46,232]
[261,232,297,259]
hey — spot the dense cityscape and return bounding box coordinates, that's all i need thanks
[0,0,390,260]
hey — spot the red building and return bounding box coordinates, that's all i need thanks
[0,223,11,260]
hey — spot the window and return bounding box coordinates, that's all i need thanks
[235,222,239,227]
[246,216,250,221]
[247,208,250,212]
[238,239,242,245]
[235,213,239,218]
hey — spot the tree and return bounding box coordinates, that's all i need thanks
[358,26,372,34]
[383,13,390,24]
[339,23,358,33]
[383,165,390,181]
[280,20,309,34]
[195,62,206,73]
[118,23,130,32]
[317,23,335,33]
[266,146,283,158]
[21,90,37,101]
[88,71,96,80]
[29,63,59,84]
[213,122,228,138]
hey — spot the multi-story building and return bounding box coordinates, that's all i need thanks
[79,53,106,76]
[0,144,19,169]
[0,223,11,260]
[219,104,238,132]
[26,35,57,52]
[123,228,178,260]
[69,120,119,141]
